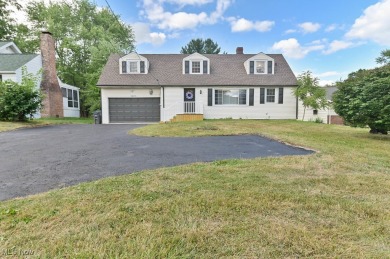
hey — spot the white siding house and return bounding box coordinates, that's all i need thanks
[97,48,298,124]
[0,41,80,118]
[297,86,344,124]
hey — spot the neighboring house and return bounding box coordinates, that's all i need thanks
[97,47,298,124]
[0,41,80,118]
[297,86,344,125]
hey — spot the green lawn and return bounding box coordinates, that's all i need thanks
[0,117,93,132]
[1,120,389,258]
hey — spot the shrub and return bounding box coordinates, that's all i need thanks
[0,68,43,121]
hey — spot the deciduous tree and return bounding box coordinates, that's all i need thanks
[14,0,135,116]
[333,62,390,134]
[0,0,21,40]
[294,71,328,120]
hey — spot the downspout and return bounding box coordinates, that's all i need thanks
[162,85,165,108]
[295,95,298,120]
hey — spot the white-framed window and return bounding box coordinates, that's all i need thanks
[191,61,201,74]
[256,61,266,74]
[214,89,247,105]
[129,61,138,73]
[62,87,79,108]
[266,88,275,103]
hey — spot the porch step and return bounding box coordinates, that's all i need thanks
[170,114,203,122]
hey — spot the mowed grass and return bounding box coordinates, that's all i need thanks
[0,117,93,132]
[1,120,390,258]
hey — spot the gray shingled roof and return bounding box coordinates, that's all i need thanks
[97,53,297,87]
[0,54,39,71]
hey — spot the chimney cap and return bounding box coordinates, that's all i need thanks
[236,47,244,54]
[41,30,52,35]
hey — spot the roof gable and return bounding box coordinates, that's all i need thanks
[183,52,209,61]
[0,42,22,54]
[119,52,149,74]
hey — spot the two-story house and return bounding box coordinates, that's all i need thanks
[97,47,298,124]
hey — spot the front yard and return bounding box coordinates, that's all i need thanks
[0,120,389,258]
[0,117,93,132]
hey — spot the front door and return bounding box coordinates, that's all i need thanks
[184,88,195,113]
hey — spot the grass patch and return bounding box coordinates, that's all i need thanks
[0,117,93,132]
[1,120,390,258]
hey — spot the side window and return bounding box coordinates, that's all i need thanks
[68,89,73,108]
[61,87,67,97]
[73,90,79,108]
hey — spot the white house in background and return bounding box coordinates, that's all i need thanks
[0,41,80,118]
[297,86,344,125]
[97,47,299,124]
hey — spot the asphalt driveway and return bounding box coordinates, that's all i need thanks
[0,124,313,200]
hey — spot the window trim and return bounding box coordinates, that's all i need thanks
[250,59,274,74]
[62,87,79,109]
[129,61,138,73]
[260,87,280,104]
[120,60,144,74]
[190,60,202,74]
[255,60,267,74]
[214,88,248,106]
[266,88,276,103]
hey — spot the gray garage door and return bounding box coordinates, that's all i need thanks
[109,98,160,122]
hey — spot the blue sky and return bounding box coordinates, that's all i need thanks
[33,0,390,85]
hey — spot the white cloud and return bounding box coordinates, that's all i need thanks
[142,0,233,31]
[272,38,324,59]
[323,40,354,54]
[298,22,321,33]
[346,0,390,45]
[325,23,345,32]
[229,18,274,32]
[316,71,342,78]
[318,80,336,86]
[166,0,214,6]
[285,29,297,34]
[132,23,166,45]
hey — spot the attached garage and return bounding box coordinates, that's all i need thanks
[108,98,160,122]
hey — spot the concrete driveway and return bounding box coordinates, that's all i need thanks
[0,124,313,200]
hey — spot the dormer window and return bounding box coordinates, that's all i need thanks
[129,61,138,73]
[256,61,266,74]
[183,53,210,75]
[245,53,274,75]
[192,61,201,73]
[119,53,149,74]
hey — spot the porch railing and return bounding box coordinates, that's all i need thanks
[162,101,203,121]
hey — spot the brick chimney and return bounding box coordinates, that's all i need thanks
[40,31,63,118]
[236,47,244,54]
